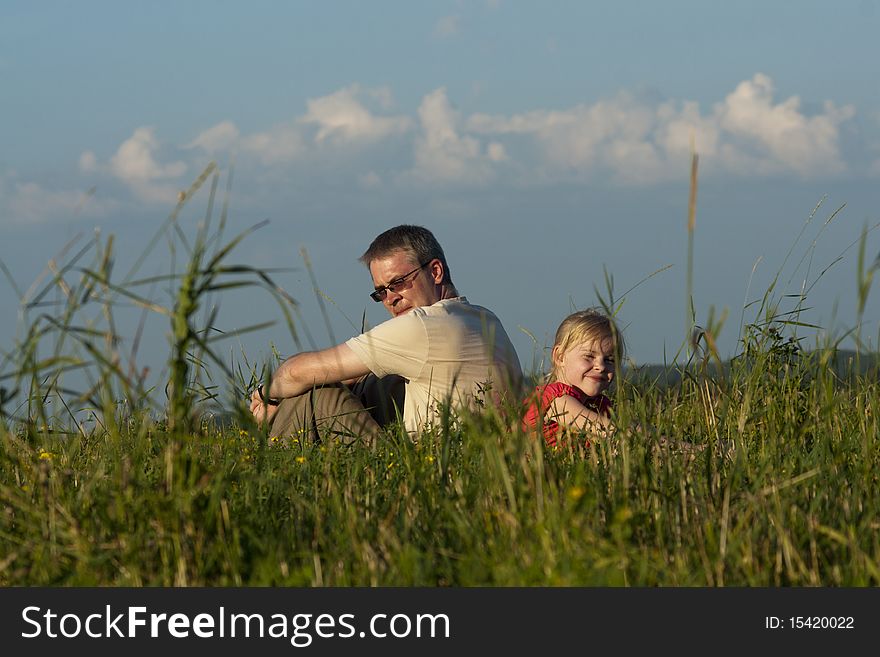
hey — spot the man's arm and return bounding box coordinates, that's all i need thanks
[250,343,371,424]
[267,343,371,399]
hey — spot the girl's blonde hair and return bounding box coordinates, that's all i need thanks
[550,309,624,381]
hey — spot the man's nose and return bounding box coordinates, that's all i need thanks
[384,290,402,307]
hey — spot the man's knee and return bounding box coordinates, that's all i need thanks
[269,385,380,445]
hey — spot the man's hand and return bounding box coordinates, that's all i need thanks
[247,343,369,426]
[250,389,280,426]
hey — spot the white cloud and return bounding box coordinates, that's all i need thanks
[713,73,854,176]
[240,122,307,165]
[487,142,507,162]
[468,95,667,183]
[7,182,85,223]
[214,86,409,166]
[357,171,382,189]
[467,74,856,183]
[655,101,720,157]
[64,76,861,208]
[66,85,416,210]
[406,87,500,185]
[108,127,187,203]
[434,15,460,38]
[366,86,395,111]
[1,174,114,225]
[300,85,411,145]
[185,121,240,153]
[78,150,98,173]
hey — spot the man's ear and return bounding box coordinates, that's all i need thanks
[429,259,444,284]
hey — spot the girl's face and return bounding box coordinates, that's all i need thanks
[552,336,616,397]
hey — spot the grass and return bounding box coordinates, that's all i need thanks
[1,164,879,586]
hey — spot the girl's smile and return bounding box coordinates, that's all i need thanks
[552,337,616,398]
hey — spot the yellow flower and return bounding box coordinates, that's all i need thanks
[425,455,435,463]
[567,486,585,502]
[38,451,53,461]
[295,456,306,464]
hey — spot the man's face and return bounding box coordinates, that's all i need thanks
[369,251,442,317]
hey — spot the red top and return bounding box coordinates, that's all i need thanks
[521,381,612,447]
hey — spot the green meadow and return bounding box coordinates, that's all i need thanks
[2,164,879,586]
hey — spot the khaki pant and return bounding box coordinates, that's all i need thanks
[269,374,405,445]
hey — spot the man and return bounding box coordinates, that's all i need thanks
[250,225,522,443]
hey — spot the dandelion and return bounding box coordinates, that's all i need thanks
[38,451,54,461]
[567,486,585,502]
[425,455,435,463]
[295,456,306,464]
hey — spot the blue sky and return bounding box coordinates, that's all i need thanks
[2,1,879,384]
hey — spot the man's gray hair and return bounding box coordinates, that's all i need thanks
[360,225,453,284]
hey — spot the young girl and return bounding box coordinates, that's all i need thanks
[522,309,623,447]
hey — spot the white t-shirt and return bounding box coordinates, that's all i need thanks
[345,297,522,433]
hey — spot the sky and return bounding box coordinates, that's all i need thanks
[2,0,880,394]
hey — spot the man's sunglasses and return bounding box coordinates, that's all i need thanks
[370,261,432,302]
